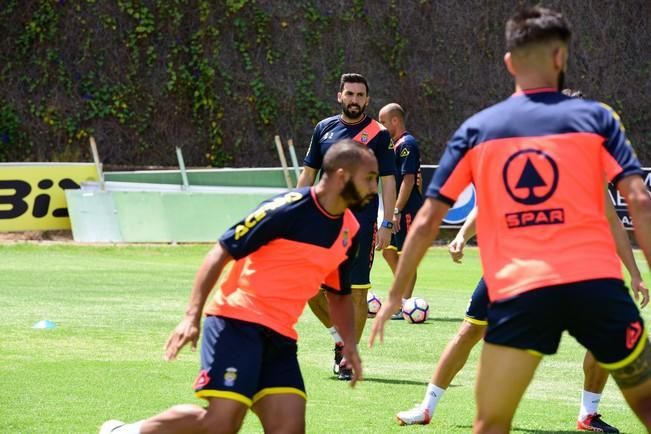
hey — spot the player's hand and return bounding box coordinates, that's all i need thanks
[448,236,466,263]
[631,276,650,309]
[392,213,401,233]
[342,345,363,387]
[375,226,392,250]
[368,297,400,348]
[164,315,201,361]
[416,171,423,194]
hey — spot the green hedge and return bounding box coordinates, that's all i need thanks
[1,0,649,166]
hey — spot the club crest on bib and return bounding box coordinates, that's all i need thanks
[223,367,238,387]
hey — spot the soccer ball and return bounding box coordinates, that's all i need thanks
[402,297,429,324]
[367,292,382,318]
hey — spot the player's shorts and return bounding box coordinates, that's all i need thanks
[389,207,418,252]
[485,278,647,367]
[194,315,306,407]
[350,207,377,288]
[464,277,489,326]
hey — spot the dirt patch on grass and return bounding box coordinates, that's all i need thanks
[0,230,73,242]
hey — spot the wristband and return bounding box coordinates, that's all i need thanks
[393,207,401,215]
[381,220,394,229]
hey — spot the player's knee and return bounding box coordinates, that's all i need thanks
[382,248,395,261]
[197,403,245,434]
[203,411,244,434]
[474,416,510,434]
[262,416,305,434]
[458,322,485,345]
[165,404,233,434]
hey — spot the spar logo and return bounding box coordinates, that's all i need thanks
[502,149,564,229]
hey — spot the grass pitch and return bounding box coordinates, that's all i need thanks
[1,243,649,433]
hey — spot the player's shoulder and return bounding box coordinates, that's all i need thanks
[402,132,420,149]
[556,96,624,130]
[315,114,342,129]
[253,187,312,219]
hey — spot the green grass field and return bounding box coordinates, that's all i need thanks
[1,243,649,433]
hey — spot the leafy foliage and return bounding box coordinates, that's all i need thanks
[1,0,649,166]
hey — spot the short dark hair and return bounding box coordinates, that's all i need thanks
[323,139,375,175]
[505,6,571,51]
[339,73,369,95]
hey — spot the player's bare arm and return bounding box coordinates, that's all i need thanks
[605,192,649,308]
[377,174,397,249]
[325,291,363,386]
[369,198,450,347]
[617,175,651,270]
[392,173,416,232]
[296,166,318,188]
[164,243,233,361]
[448,206,478,263]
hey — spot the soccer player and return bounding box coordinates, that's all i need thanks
[396,202,648,432]
[297,73,397,380]
[378,103,424,319]
[100,140,377,434]
[370,6,651,433]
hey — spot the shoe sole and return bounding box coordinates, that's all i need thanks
[577,422,618,433]
[396,415,430,426]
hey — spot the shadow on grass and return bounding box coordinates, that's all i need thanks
[351,377,461,387]
[422,317,464,323]
[455,426,579,433]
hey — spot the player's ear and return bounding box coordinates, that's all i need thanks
[337,92,343,103]
[504,52,516,77]
[552,45,567,72]
[335,167,347,184]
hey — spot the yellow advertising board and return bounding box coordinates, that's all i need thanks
[0,163,98,231]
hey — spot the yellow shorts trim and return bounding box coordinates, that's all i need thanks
[526,349,544,357]
[252,387,307,405]
[463,316,488,326]
[351,284,371,290]
[195,390,252,407]
[600,329,648,371]
[384,246,398,251]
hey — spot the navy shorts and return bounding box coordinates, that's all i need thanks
[390,208,418,252]
[464,277,489,325]
[194,316,306,406]
[485,278,647,367]
[350,209,377,288]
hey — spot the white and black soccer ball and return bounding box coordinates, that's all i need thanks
[367,292,382,318]
[402,297,429,324]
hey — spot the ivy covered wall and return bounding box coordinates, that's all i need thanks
[1,0,649,166]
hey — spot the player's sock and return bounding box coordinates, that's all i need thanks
[421,383,446,414]
[328,326,343,344]
[578,390,601,420]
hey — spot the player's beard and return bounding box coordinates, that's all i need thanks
[341,102,367,121]
[557,70,565,91]
[342,178,376,211]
